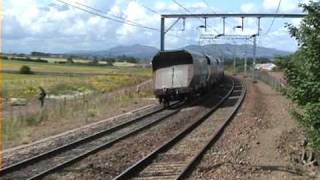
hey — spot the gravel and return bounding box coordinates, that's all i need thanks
[188,77,319,179]
[2,103,160,168]
[45,78,234,180]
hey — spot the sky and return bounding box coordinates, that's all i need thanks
[3,0,311,54]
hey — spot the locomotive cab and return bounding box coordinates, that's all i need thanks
[152,51,193,103]
[152,50,211,104]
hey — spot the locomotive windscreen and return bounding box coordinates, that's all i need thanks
[152,51,193,71]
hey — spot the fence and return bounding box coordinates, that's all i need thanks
[3,80,153,144]
[249,68,287,92]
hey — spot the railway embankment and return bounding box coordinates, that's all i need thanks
[3,79,155,149]
[189,77,319,179]
[2,76,318,179]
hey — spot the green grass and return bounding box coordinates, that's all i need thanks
[3,88,154,147]
[2,59,154,147]
[4,73,74,81]
[2,73,90,99]
[3,59,151,75]
[2,59,152,99]
[2,73,149,99]
[4,59,117,74]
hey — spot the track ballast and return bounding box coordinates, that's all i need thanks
[113,77,246,180]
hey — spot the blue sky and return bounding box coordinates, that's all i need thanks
[3,0,310,53]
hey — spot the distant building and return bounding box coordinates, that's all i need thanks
[255,63,277,71]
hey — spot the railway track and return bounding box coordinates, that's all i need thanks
[0,101,184,180]
[113,78,246,180]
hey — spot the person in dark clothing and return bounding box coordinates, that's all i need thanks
[38,86,46,107]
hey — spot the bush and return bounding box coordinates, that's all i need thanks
[301,103,320,148]
[274,56,291,70]
[285,2,320,150]
[19,65,33,74]
[67,57,74,64]
[1,56,9,60]
[10,56,48,63]
[106,60,113,66]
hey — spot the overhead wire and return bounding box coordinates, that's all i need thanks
[56,0,198,45]
[201,0,216,13]
[171,0,220,33]
[201,0,234,31]
[171,0,221,54]
[263,0,282,35]
[56,0,159,31]
[172,0,193,14]
[133,0,161,15]
[127,0,217,44]
[200,0,230,58]
[76,2,138,21]
[129,0,199,43]
[135,0,185,32]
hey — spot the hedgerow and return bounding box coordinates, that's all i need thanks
[285,1,320,149]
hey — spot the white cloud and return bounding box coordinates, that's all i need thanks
[263,0,301,12]
[155,1,166,11]
[290,18,302,28]
[3,0,299,53]
[190,2,207,9]
[240,3,256,13]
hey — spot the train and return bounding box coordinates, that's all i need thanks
[152,49,224,105]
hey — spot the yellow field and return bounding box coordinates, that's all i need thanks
[2,59,153,146]
[2,59,151,99]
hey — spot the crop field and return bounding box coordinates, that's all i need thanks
[3,59,147,74]
[2,59,151,99]
[2,59,153,147]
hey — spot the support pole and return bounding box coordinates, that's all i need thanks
[252,35,257,81]
[244,45,247,75]
[160,17,165,51]
[204,17,207,31]
[233,42,237,74]
[182,18,185,31]
[257,17,261,35]
[241,17,244,31]
[222,17,225,35]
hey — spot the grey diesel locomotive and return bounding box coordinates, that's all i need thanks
[152,50,224,105]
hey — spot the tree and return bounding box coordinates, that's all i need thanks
[285,1,320,148]
[19,65,33,74]
[92,56,98,64]
[274,55,291,70]
[67,56,74,64]
[106,59,114,66]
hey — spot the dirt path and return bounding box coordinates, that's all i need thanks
[245,80,300,179]
[190,77,319,179]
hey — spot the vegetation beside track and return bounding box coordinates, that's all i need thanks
[2,59,151,99]
[283,2,320,149]
[2,58,153,148]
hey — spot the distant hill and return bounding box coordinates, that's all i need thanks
[184,44,290,59]
[69,44,158,60]
[67,44,291,61]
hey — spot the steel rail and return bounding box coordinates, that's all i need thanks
[0,102,182,180]
[176,79,246,179]
[113,77,237,180]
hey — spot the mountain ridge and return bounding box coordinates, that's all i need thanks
[67,43,291,61]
